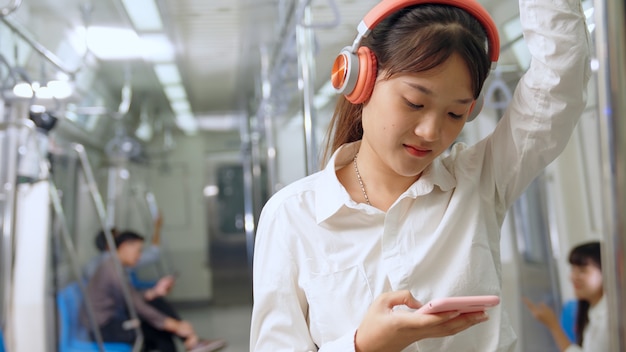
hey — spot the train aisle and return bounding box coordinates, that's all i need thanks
[179,304,251,352]
[176,239,252,351]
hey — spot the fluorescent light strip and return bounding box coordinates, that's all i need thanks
[164,84,187,101]
[171,100,191,113]
[175,112,198,134]
[121,0,163,31]
[154,63,182,85]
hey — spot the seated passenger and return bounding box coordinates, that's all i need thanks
[524,241,608,352]
[81,230,226,352]
[83,224,181,329]
[82,227,119,281]
[84,214,165,282]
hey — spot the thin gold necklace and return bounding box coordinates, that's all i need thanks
[353,153,371,205]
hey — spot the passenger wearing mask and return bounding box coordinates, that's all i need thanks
[524,241,609,352]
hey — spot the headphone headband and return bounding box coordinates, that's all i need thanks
[332,0,500,109]
[352,0,499,65]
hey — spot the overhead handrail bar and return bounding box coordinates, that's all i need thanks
[0,16,80,77]
[73,143,144,352]
[0,0,21,17]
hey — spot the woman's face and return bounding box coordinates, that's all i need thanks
[570,263,603,301]
[360,53,473,178]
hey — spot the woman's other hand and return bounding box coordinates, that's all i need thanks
[523,297,559,329]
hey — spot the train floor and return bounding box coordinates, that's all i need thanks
[175,238,253,351]
[177,302,251,352]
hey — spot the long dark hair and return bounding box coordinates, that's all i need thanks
[568,241,602,346]
[321,4,491,165]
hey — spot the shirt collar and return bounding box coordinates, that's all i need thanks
[315,141,457,223]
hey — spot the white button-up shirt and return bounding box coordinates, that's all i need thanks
[564,296,609,352]
[250,0,591,350]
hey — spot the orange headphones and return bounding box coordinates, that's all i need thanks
[331,0,500,120]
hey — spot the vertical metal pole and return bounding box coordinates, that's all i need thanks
[296,2,319,175]
[106,167,118,229]
[74,145,143,352]
[241,110,256,273]
[49,183,105,352]
[0,102,18,337]
[260,47,279,196]
[594,0,626,350]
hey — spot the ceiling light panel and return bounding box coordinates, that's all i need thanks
[86,27,141,60]
[140,33,175,62]
[121,0,164,31]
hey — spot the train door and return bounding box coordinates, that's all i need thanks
[203,147,267,306]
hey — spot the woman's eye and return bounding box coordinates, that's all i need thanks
[449,112,464,119]
[405,100,423,110]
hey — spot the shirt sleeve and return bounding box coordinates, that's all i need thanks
[482,0,592,210]
[250,202,357,352]
[129,286,168,330]
[104,257,169,330]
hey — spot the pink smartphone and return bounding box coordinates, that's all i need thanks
[417,295,500,314]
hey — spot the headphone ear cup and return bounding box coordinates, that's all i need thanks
[345,47,378,104]
[467,93,484,121]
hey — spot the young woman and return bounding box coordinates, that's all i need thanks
[250,0,592,350]
[524,242,609,352]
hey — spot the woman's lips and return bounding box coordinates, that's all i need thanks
[405,144,432,157]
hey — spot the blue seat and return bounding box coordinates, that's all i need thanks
[129,271,157,291]
[0,329,5,352]
[57,282,132,352]
[560,299,578,343]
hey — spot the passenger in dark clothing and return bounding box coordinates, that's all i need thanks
[82,231,225,352]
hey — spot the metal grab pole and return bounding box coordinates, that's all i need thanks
[49,179,106,352]
[296,1,318,175]
[73,144,144,352]
[0,117,31,340]
[594,0,626,350]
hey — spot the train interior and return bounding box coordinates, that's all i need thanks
[0,0,623,351]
